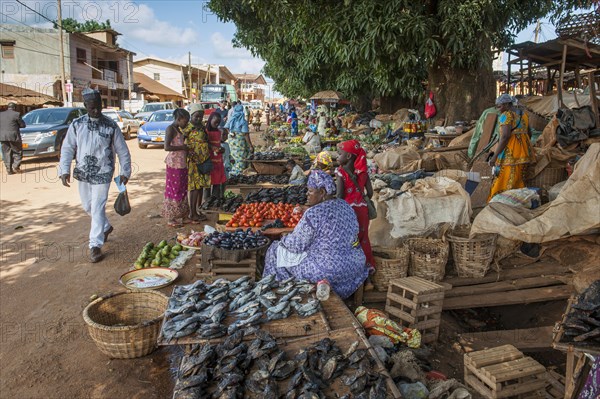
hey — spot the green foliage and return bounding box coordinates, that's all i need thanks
[55,18,112,33]
[209,0,591,102]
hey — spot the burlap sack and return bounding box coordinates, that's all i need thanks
[373,146,421,171]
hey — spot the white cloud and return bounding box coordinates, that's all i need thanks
[113,4,198,47]
[236,58,265,75]
[209,32,265,74]
[3,1,198,47]
[210,32,252,59]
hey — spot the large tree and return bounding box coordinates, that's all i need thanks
[209,0,592,120]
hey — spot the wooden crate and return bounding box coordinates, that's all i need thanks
[464,344,548,398]
[385,277,445,344]
[197,253,260,282]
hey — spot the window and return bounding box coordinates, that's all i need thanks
[76,48,86,64]
[1,41,15,59]
[153,73,160,81]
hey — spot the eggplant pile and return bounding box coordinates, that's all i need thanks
[229,174,290,185]
[204,230,270,250]
[201,195,243,213]
[561,280,600,345]
[245,186,308,205]
[247,151,285,161]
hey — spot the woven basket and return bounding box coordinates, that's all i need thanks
[447,226,497,278]
[407,238,449,282]
[371,246,410,291]
[527,167,567,189]
[82,291,168,359]
[251,161,287,175]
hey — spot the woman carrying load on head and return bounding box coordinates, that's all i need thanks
[263,170,369,299]
[487,94,534,202]
[225,103,253,175]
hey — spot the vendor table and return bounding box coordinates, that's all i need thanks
[215,220,293,240]
[552,295,600,399]
[172,327,402,399]
[157,290,357,346]
[321,138,341,147]
[228,183,288,196]
[423,132,462,148]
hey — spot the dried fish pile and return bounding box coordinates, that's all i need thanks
[173,329,387,399]
[561,280,600,345]
[161,275,321,342]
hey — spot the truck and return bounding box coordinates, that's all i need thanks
[200,84,238,104]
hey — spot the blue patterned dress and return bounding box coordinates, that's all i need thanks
[263,199,368,299]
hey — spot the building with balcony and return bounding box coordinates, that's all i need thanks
[0,25,135,108]
[133,57,236,103]
[234,73,267,102]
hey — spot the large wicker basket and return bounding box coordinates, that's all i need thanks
[527,166,567,189]
[82,291,169,359]
[447,226,497,278]
[371,246,410,291]
[407,238,449,282]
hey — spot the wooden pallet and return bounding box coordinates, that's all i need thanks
[364,261,571,305]
[459,326,555,352]
[385,277,445,344]
[464,344,548,398]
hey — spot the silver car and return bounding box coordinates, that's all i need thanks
[101,109,140,140]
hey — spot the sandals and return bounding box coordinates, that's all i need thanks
[167,220,183,228]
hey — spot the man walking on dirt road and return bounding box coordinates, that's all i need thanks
[0,102,26,174]
[59,89,131,263]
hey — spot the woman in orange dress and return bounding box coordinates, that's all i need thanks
[488,94,534,201]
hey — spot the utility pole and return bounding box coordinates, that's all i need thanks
[57,0,67,106]
[126,54,132,111]
[534,20,541,43]
[188,52,192,103]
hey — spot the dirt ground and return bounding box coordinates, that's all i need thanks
[0,126,573,399]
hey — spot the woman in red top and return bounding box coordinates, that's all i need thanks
[206,112,226,199]
[336,140,376,289]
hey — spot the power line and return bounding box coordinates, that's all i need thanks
[14,0,58,27]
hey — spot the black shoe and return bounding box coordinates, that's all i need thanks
[104,226,114,243]
[90,247,104,263]
[6,170,15,175]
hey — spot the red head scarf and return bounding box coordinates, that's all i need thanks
[338,139,367,174]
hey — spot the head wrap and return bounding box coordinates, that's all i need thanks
[189,103,204,116]
[82,88,101,102]
[307,169,336,195]
[338,139,367,174]
[224,104,249,133]
[314,151,332,168]
[495,93,513,105]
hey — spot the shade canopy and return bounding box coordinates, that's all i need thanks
[0,83,62,106]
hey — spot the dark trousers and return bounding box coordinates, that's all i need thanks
[1,140,23,172]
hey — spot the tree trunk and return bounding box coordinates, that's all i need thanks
[428,59,495,124]
[379,93,413,114]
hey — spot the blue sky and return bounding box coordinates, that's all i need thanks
[0,0,266,74]
[1,1,586,79]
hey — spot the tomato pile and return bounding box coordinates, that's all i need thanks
[225,202,304,228]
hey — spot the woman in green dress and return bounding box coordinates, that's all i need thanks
[185,104,211,222]
[224,104,253,175]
